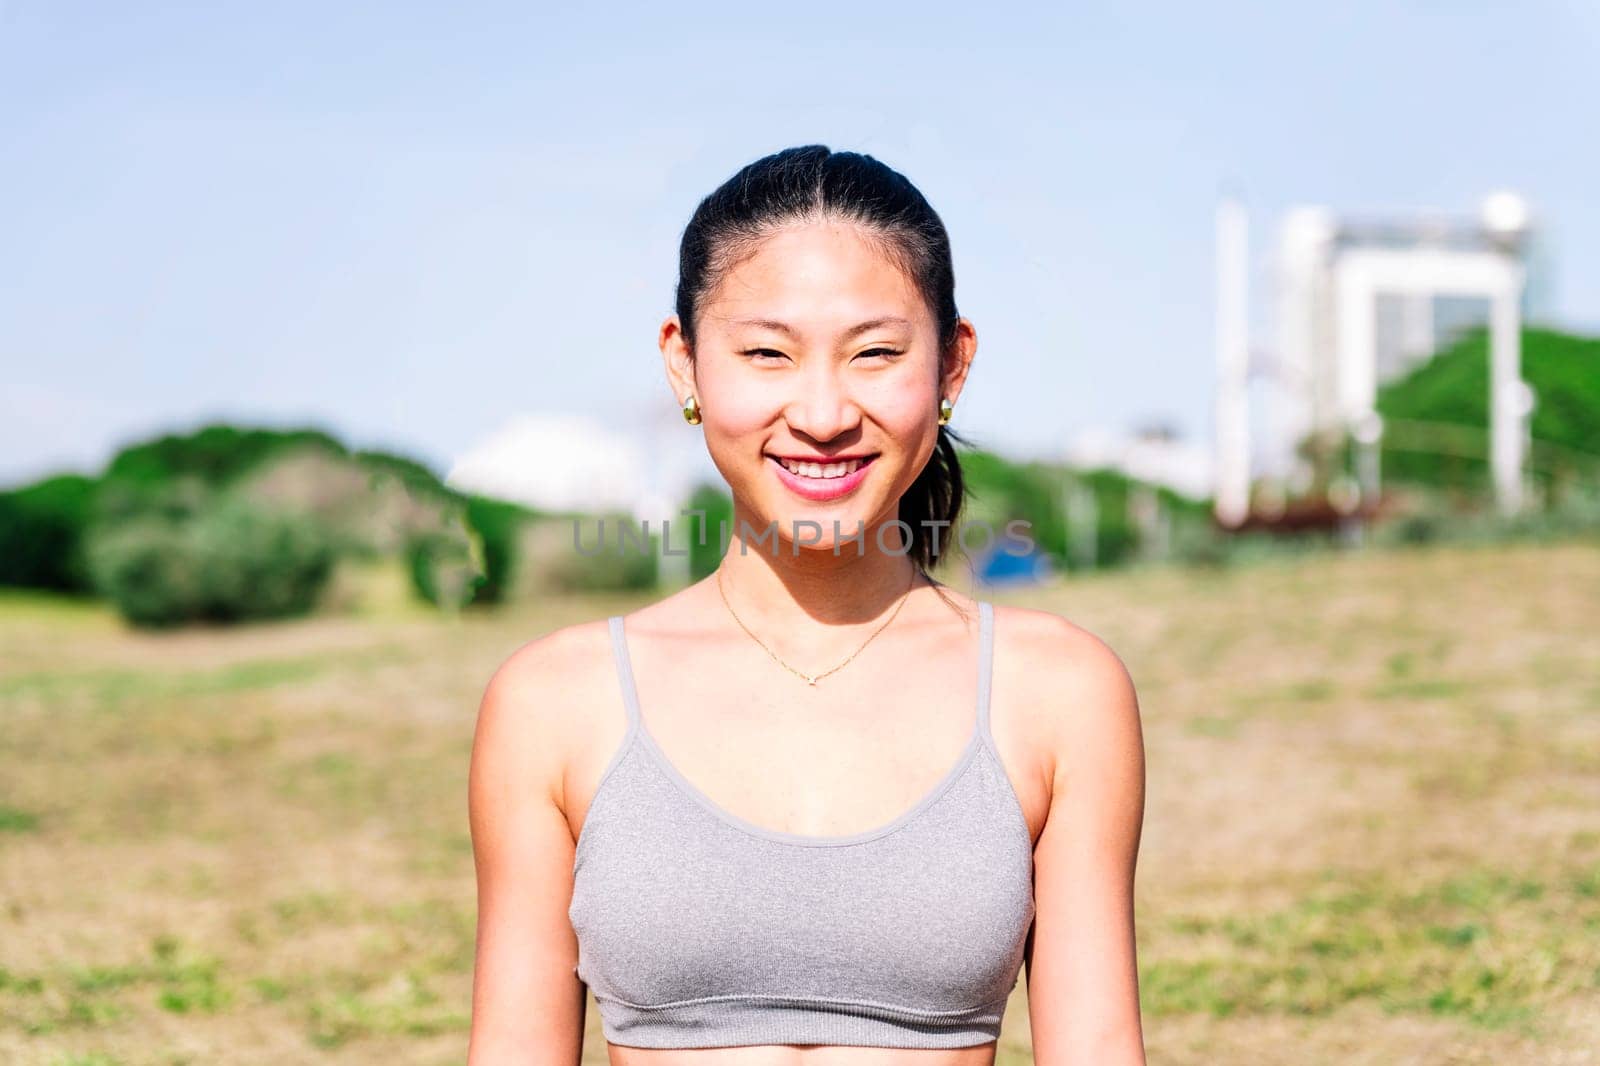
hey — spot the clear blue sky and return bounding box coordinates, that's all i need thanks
[3,1,1596,488]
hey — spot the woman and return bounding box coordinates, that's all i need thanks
[467,145,1147,1065]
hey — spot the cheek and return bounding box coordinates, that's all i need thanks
[864,384,935,443]
[694,362,767,426]
[701,380,777,441]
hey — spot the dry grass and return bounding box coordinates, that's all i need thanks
[1,541,1597,1064]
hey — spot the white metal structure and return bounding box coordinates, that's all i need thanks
[1213,195,1251,527]
[1215,193,1536,523]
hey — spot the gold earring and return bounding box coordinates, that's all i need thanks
[938,397,954,426]
[682,394,702,425]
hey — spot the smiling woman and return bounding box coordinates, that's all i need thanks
[467,146,1148,1066]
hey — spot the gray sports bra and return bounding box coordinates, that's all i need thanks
[568,600,1036,1049]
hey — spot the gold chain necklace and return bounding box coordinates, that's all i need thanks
[715,566,917,687]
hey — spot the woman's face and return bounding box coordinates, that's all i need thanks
[660,219,976,554]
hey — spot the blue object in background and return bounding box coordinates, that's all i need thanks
[975,544,1055,588]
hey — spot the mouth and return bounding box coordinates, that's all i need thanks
[765,452,879,502]
[767,453,877,479]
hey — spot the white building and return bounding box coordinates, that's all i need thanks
[1214,192,1538,525]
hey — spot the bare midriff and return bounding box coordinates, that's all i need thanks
[602,1040,1000,1065]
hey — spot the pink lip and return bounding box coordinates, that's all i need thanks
[768,454,876,502]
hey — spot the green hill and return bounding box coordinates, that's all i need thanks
[1376,327,1600,494]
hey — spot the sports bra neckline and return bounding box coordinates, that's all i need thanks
[607,599,995,849]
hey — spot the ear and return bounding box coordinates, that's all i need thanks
[938,316,978,408]
[659,314,697,406]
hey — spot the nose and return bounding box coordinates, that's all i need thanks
[783,360,862,444]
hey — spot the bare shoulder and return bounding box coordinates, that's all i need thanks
[469,617,618,811]
[990,603,1143,784]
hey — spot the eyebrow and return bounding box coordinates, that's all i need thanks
[731,316,913,340]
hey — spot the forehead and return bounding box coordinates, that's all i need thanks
[702,220,929,334]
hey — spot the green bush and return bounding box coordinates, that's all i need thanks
[0,474,98,593]
[407,518,485,610]
[5,422,539,620]
[461,494,538,605]
[1369,481,1600,550]
[86,492,336,627]
[94,426,493,618]
[961,450,1208,572]
[102,424,347,496]
[684,484,733,580]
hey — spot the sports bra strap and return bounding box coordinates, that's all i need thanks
[977,600,995,739]
[607,615,642,729]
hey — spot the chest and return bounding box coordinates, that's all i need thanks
[569,736,1036,1016]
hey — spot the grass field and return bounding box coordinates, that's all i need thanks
[2,539,1597,1064]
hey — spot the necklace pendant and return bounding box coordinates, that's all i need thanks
[804,675,817,687]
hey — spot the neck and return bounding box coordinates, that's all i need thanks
[714,506,927,635]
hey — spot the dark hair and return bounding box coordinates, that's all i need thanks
[674,144,969,574]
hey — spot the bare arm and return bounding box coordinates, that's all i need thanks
[467,630,590,1065]
[1024,616,1148,1065]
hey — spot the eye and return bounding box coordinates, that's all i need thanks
[741,348,789,362]
[856,348,903,361]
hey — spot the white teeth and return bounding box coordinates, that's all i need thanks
[779,457,865,479]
